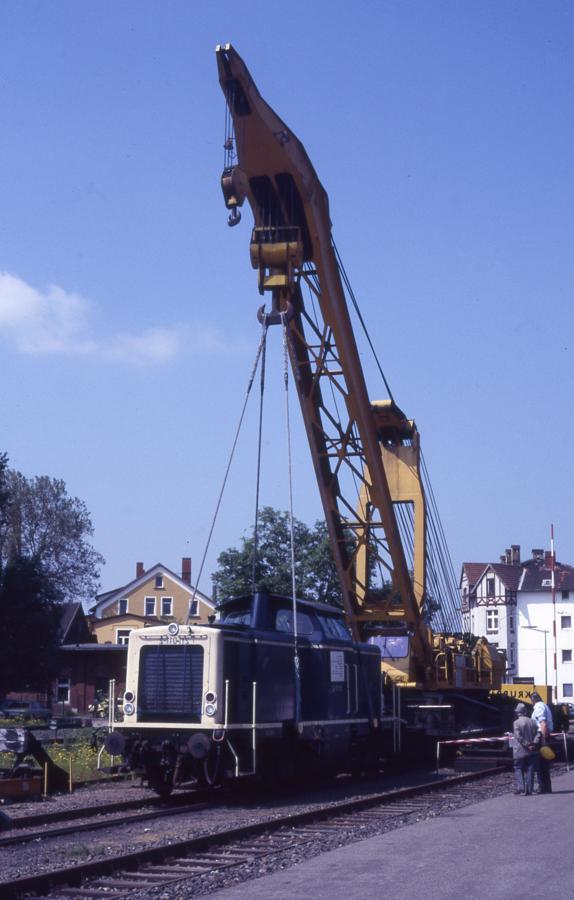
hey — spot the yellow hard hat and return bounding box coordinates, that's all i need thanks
[539,746,556,761]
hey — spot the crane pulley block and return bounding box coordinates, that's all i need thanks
[221,165,246,211]
[249,226,304,295]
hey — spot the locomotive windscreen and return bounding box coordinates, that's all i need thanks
[137,644,204,722]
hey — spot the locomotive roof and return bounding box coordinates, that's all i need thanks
[216,591,345,617]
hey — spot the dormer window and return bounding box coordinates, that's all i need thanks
[486,577,495,598]
[155,575,164,589]
[118,598,128,615]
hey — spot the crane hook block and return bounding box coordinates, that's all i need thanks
[257,300,294,327]
[221,166,246,212]
[249,226,304,294]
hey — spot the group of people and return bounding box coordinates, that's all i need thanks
[512,691,554,796]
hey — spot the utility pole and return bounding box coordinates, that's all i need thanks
[522,625,549,688]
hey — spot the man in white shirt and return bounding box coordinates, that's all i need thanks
[531,691,554,732]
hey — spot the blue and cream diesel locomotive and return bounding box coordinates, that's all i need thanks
[106,591,382,794]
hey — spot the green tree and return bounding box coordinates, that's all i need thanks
[0,452,11,577]
[212,507,346,606]
[0,557,63,696]
[0,462,104,602]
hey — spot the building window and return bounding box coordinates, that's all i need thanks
[145,596,156,616]
[189,598,199,618]
[509,647,515,663]
[118,598,128,615]
[486,577,495,598]
[154,575,164,589]
[116,629,131,646]
[486,609,499,633]
[562,591,570,600]
[561,615,572,630]
[563,684,573,698]
[562,649,572,664]
[56,677,70,703]
[509,616,515,633]
[161,597,173,617]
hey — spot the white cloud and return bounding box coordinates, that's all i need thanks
[104,328,182,365]
[0,272,187,365]
[0,272,93,354]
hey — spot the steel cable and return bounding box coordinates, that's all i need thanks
[251,325,268,592]
[187,322,268,619]
[282,313,301,723]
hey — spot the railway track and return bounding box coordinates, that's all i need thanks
[5,789,206,833]
[0,794,214,848]
[1,765,512,899]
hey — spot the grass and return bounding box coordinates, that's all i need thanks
[0,717,50,728]
[0,731,119,784]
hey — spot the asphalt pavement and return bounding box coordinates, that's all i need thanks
[212,768,574,900]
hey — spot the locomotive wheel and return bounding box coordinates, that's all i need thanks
[201,744,222,788]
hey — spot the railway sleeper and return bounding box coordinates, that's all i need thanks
[139,865,217,875]
[100,873,173,884]
[80,878,161,889]
[55,891,127,898]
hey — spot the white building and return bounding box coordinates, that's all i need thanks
[516,549,574,702]
[461,545,574,702]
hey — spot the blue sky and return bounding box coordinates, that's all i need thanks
[1,1,573,598]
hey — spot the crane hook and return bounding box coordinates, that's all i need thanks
[227,208,241,227]
[257,300,294,326]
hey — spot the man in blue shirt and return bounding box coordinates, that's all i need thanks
[530,691,553,793]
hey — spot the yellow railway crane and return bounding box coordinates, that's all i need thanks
[216,44,504,697]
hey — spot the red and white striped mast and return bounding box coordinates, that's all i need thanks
[551,523,557,700]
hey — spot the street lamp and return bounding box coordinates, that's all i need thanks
[521,625,549,687]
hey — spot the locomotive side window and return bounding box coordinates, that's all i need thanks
[316,614,351,641]
[221,610,251,626]
[275,609,314,635]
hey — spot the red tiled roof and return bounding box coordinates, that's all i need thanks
[461,563,489,589]
[489,564,522,592]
